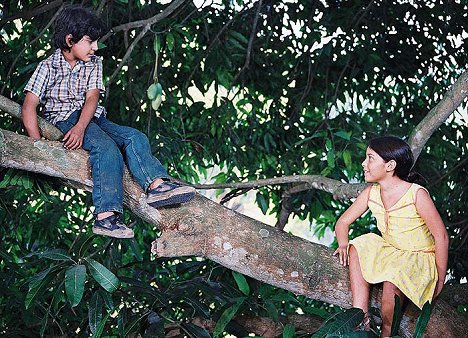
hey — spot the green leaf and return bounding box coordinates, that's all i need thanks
[327,150,335,168]
[181,322,211,338]
[256,192,269,215]
[92,306,118,338]
[153,34,161,55]
[40,312,49,337]
[128,238,143,262]
[166,32,175,52]
[312,307,364,337]
[230,31,249,44]
[265,300,279,321]
[213,298,245,337]
[29,249,72,261]
[413,302,432,338]
[89,291,103,334]
[283,324,295,338]
[334,130,351,140]
[343,150,352,169]
[390,295,402,336]
[85,258,120,293]
[65,264,86,307]
[25,270,54,309]
[232,271,250,296]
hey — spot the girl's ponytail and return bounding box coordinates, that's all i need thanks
[406,171,427,186]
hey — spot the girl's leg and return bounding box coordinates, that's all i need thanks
[380,282,405,338]
[349,245,370,312]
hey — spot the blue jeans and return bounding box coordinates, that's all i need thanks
[56,110,170,214]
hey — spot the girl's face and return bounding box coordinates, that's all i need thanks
[362,147,394,182]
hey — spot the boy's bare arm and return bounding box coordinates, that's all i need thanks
[22,92,42,140]
[63,89,100,150]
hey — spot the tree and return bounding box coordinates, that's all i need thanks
[0,1,467,336]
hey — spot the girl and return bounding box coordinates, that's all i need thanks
[333,136,448,337]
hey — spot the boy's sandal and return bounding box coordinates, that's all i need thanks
[93,214,134,239]
[147,181,196,208]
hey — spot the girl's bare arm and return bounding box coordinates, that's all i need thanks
[415,188,449,298]
[333,185,371,266]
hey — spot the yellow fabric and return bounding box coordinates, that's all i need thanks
[349,183,437,309]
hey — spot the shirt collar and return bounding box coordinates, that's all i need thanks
[52,49,97,69]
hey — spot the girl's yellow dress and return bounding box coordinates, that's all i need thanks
[349,183,437,309]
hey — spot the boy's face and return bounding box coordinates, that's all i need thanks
[66,34,98,62]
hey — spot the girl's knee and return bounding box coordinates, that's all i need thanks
[348,245,358,261]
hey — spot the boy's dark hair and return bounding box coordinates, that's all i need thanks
[368,136,426,185]
[54,5,107,51]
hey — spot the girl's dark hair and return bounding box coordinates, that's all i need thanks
[54,5,107,51]
[368,136,426,185]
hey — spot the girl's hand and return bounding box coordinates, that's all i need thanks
[432,279,444,299]
[333,245,349,266]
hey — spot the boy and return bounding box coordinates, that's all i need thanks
[22,5,195,239]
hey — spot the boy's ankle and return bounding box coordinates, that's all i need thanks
[96,211,115,220]
[148,178,165,191]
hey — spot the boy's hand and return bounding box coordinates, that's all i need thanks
[63,124,85,150]
[333,245,349,266]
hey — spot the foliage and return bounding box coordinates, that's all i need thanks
[0,0,467,335]
[312,300,431,337]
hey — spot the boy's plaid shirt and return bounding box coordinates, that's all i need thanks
[24,49,106,125]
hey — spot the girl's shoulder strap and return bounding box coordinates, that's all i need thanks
[367,184,382,207]
[411,183,429,205]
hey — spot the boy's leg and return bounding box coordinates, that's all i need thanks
[95,116,195,208]
[55,111,133,238]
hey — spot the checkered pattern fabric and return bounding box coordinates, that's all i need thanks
[24,49,106,124]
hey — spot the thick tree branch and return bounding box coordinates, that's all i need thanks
[0,95,62,141]
[409,70,468,161]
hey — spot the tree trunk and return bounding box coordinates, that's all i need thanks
[0,128,466,337]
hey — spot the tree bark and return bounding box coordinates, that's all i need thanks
[0,128,466,337]
[409,70,468,161]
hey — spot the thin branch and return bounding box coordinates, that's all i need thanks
[1,7,63,95]
[0,0,63,27]
[232,0,263,84]
[99,0,186,43]
[193,175,367,200]
[220,187,252,205]
[352,0,375,30]
[275,187,293,230]
[185,16,236,90]
[105,25,151,92]
[97,0,107,15]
